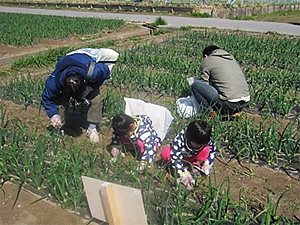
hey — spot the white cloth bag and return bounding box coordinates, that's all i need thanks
[66,48,119,69]
[124,97,174,141]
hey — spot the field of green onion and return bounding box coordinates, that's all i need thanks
[0,12,299,224]
[0,12,125,46]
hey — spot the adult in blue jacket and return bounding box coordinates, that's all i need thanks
[42,48,119,143]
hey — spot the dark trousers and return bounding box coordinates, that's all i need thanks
[191,80,248,115]
[57,88,102,126]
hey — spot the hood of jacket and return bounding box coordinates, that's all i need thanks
[210,49,234,61]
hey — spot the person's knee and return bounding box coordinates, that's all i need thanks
[191,81,201,91]
[89,94,101,106]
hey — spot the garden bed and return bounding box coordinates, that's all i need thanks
[0,13,299,224]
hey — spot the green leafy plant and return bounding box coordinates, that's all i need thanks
[151,16,167,26]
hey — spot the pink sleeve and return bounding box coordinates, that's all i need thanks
[136,139,145,154]
[195,146,210,162]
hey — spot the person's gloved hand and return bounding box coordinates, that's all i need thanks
[110,147,125,163]
[192,163,202,176]
[179,170,195,190]
[111,147,119,158]
[201,163,210,176]
[192,162,210,176]
[51,115,62,128]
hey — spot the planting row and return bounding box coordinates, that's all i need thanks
[0,12,125,46]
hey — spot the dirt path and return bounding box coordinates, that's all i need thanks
[0,182,98,225]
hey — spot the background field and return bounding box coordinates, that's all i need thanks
[2,0,300,6]
[0,11,299,225]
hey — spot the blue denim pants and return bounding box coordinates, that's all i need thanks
[191,80,248,115]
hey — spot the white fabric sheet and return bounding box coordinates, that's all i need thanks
[124,97,174,141]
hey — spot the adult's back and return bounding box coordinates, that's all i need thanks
[191,45,250,116]
[201,49,249,101]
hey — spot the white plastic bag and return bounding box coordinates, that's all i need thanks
[124,97,174,141]
[176,95,200,118]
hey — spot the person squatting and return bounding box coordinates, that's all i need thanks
[160,120,217,190]
[110,113,162,171]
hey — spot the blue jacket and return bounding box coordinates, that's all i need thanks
[42,53,110,118]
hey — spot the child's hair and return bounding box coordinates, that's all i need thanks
[112,113,135,136]
[185,120,211,145]
[203,45,219,58]
[65,73,86,99]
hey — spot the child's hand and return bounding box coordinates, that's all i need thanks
[179,170,195,190]
[192,163,202,175]
[192,161,210,176]
[110,147,125,163]
[111,147,119,157]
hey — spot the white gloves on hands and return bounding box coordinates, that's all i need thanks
[192,162,211,176]
[111,147,119,158]
[51,115,62,128]
[178,170,195,190]
[110,147,125,163]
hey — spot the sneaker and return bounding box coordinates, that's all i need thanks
[232,112,242,118]
[86,128,100,144]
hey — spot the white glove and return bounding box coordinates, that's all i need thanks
[178,170,195,190]
[50,115,62,128]
[192,162,211,176]
[192,163,202,176]
[110,147,125,163]
[111,147,119,158]
[187,77,196,86]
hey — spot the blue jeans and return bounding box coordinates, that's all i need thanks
[191,80,248,115]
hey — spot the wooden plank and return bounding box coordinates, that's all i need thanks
[82,176,148,225]
[107,183,148,225]
[100,183,121,225]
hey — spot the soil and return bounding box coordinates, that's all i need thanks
[0,23,299,224]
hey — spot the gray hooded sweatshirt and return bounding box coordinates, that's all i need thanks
[201,49,250,101]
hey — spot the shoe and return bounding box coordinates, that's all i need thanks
[47,125,64,138]
[232,112,242,118]
[86,128,100,144]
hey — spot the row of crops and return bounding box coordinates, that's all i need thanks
[0,12,125,46]
[0,13,299,224]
